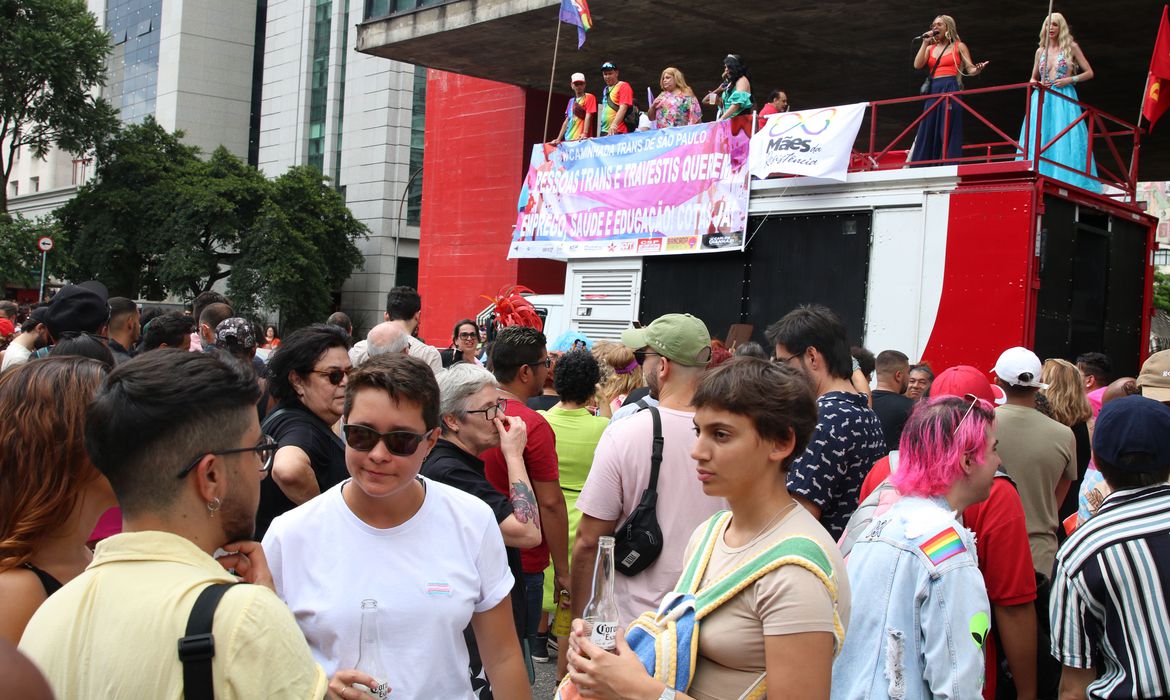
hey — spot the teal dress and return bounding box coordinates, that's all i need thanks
[721,87,752,118]
[1017,50,1099,193]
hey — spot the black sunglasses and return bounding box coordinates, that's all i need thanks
[528,356,552,368]
[342,423,434,456]
[311,367,350,386]
[633,349,662,366]
[457,332,478,340]
[178,435,277,479]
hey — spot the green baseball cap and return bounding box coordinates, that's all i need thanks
[621,314,711,367]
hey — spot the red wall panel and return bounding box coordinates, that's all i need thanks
[417,70,564,342]
[920,183,1037,372]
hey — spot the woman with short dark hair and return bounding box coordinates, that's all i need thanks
[566,357,848,700]
[263,354,531,700]
[441,318,482,368]
[0,358,113,644]
[255,323,352,539]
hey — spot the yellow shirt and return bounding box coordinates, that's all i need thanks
[19,530,328,700]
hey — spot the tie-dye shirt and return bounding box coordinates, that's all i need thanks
[599,81,634,134]
[565,93,597,141]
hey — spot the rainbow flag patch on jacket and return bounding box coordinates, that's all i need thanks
[919,528,966,565]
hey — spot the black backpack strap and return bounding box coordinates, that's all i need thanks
[646,406,664,493]
[179,582,240,700]
[634,397,651,411]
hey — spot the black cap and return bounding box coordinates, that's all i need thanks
[601,61,618,72]
[1092,395,1170,472]
[44,282,110,338]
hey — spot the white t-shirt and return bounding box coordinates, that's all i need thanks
[263,478,513,699]
[575,406,726,626]
[1,341,31,372]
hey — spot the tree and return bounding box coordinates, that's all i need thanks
[1155,270,1170,315]
[229,166,367,329]
[57,119,367,327]
[0,0,120,212]
[0,213,61,290]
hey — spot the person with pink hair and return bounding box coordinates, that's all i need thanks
[833,395,998,700]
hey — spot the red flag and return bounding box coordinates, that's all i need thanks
[1143,5,1170,127]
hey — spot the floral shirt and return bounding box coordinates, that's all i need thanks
[653,91,702,128]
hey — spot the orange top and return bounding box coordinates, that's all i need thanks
[927,44,960,78]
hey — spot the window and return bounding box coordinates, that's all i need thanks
[1155,248,1170,268]
[307,0,332,173]
[9,181,17,197]
[73,158,91,185]
[30,177,39,193]
[407,65,427,226]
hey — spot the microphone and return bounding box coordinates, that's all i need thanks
[914,29,937,40]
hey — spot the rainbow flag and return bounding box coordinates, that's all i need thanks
[559,0,593,48]
[918,527,966,565]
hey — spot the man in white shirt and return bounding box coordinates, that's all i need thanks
[349,286,442,373]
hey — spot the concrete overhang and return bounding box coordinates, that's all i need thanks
[358,0,1167,180]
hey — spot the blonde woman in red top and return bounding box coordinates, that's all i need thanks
[909,15,989,164]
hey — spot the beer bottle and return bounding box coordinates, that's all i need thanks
[354,599,390,699]
[551,589,572,638]
[582,535,619,651]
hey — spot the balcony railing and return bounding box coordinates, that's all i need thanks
[852,82,1141,197]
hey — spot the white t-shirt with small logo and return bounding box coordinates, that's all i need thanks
[263,478,513,699]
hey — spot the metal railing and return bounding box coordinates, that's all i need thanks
[853,82,1141,197]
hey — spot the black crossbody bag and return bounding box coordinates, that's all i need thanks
[613,405,664,576]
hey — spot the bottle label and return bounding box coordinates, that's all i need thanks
[354,680,389,699]
[589,620,617,650]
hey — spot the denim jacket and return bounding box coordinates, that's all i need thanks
[831,497,989,700]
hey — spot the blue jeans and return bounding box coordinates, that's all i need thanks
[523,572,544,643]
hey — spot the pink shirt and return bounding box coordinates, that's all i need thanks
[575,406,725,625]
[1087,386,1106,417]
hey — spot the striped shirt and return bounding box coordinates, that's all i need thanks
[1050,483,1170,699]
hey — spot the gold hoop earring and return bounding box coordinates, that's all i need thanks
[207,497,222,517]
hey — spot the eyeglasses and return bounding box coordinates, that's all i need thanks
[772,352,801,365]
[457,332,478,340]
[466,398,507,422]
[953,393,981,436]
[311,367,350,386]
[528,356,552,369]
[633,349,662,366]
[177,435,277,479]
[342,423,434,456]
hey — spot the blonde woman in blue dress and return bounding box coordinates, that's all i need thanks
[1018,13,1099,192]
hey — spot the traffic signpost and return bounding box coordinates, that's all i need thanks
[36,236,53,302]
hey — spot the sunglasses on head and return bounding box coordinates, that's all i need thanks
[953,393,983,436]
[311,367,350,386]
[342,423,434,456]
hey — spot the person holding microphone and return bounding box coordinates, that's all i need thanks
[909,15,988,165]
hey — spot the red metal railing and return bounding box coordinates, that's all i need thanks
[853,82,1141,197]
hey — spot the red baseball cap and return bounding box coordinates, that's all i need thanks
[931,365,1005,404]
[0,318,13,337]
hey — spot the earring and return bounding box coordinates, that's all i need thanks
[207,497,222,517]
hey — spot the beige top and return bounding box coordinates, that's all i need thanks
[684,506,851,700]
[995,404,1076,575]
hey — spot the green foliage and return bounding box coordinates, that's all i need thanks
[1155,270,1170,315]
[0,0,120,212]
[56,119,367,329]
[0,214,61,289]
[229,167,368,330]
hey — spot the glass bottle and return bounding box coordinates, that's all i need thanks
[582,535,619,651]
[354,599,390,699]
[551,588,572,638]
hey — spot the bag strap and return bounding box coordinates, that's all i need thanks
[695,535,837,616]
[676,511,732,593]
[260,407,288,433]
[179,582,240,700]
[646,406,664,494]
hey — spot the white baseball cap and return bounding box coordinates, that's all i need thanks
[991,347,1048,389]
[570,72,586,84]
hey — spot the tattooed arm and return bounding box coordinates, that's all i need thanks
[495,415,543,549]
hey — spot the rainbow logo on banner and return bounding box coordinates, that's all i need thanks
[919,528,966,565]
[559,0,593,48]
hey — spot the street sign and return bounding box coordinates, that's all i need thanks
[36,236,54,252]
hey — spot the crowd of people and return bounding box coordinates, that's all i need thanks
[545,12,1098,191]
[1,279,1167,700]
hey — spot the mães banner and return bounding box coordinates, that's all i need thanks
[749,103,868,182]
[509,119,752,259]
